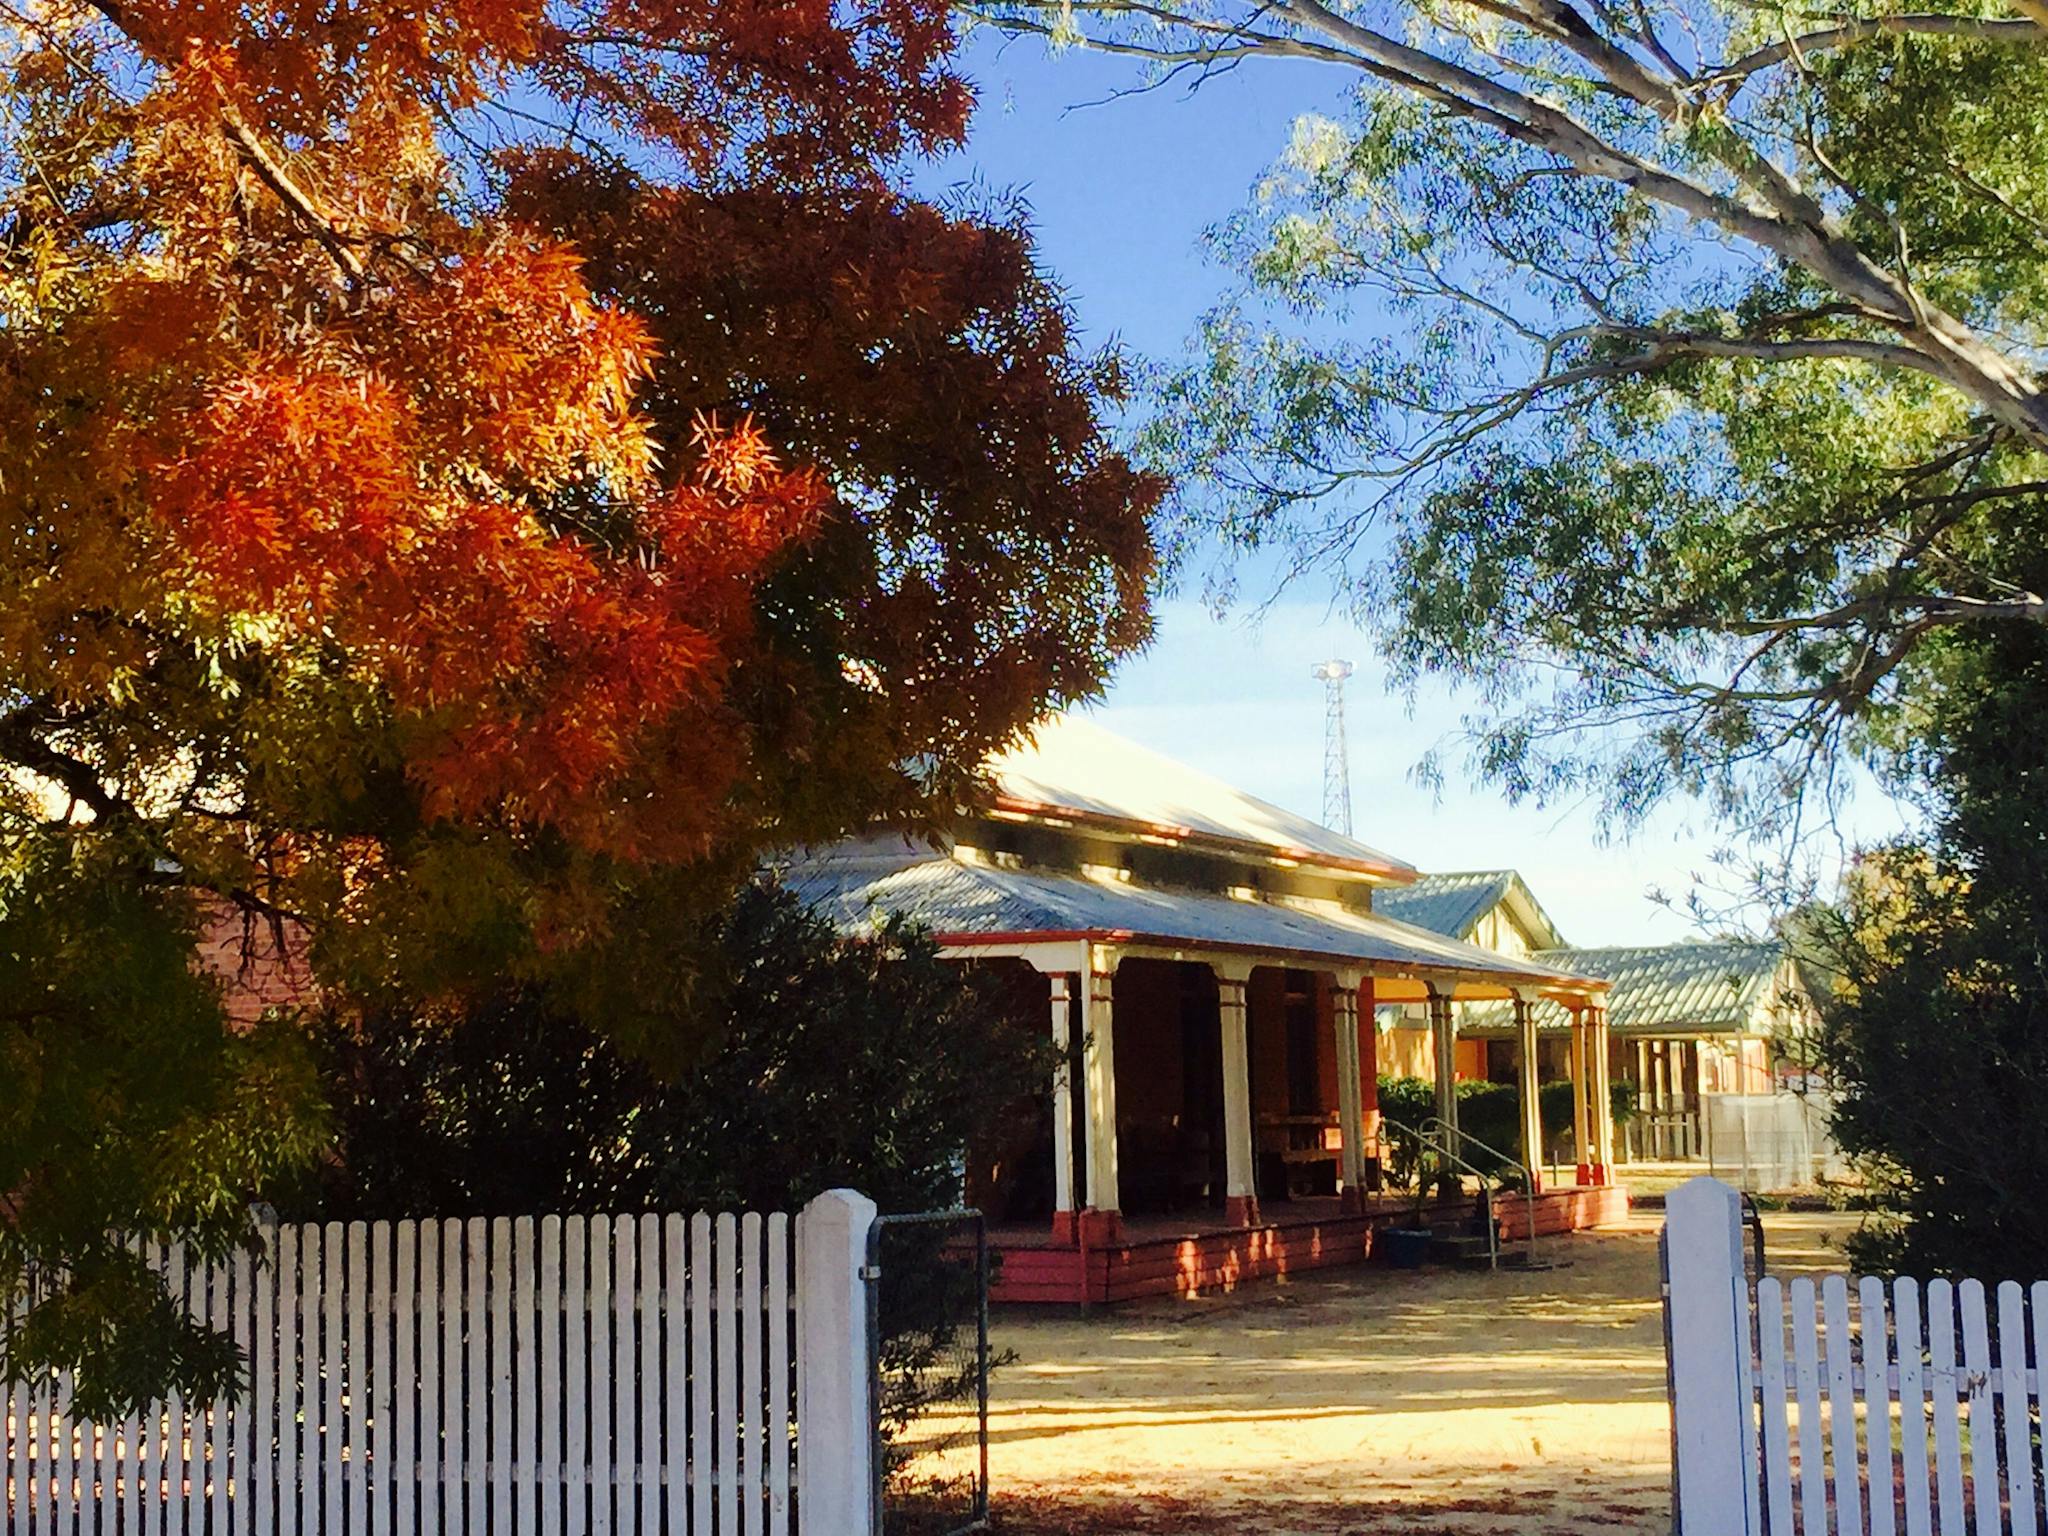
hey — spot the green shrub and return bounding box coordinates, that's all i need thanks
[1378,1073,1637,1187]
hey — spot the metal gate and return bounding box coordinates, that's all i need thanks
[864,1210,990,1536]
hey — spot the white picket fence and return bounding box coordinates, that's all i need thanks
[3,1190,877,1535]
[1668,1176,2048,1536]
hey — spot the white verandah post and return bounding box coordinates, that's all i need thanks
[1569,1005,1593,1185]
[1048,972,1075,1239]
[1514,992,1544,1195]
[1332,973,1366,1211]
[1215,962,1259,1228]
[1589,1002,1615,1185]
[1427,985,1457,1138]
[1080,946,1123,1242]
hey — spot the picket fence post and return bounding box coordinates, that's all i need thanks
[797,1188,878,1536]
[1667,1176,1761,1536]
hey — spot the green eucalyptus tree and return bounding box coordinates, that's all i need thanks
[977,0,2048,831]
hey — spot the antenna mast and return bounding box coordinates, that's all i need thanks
[1310,659,1356,837]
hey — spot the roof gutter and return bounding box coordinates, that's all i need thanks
[930,925,1610,996]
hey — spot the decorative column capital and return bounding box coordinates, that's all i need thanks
[1087,960,1116,1007]
[1210,955,1255,986]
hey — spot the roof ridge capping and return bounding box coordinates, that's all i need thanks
[984,711,1418,883]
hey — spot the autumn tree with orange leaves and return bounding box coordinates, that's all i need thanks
[0,0,1156,1409]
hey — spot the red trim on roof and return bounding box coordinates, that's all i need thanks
[989,795,1418,883]
[930,926,1608,994]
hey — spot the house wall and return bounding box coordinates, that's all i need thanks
[1474,906,1534,959]
[1378,1023,1487,1083]
[1384,1022,1432,1079]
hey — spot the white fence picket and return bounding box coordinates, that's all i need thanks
[465,1218,488,1536]
[395,1220,417,1536]
[52,1341,72,1535]
[1957,1279,1996,1536]
[371,1219,392,1536]
[444,1216,468,1529]
[120,1243,143,1536]
[1755,1277,1794,1536]
[1789,1278,1825,1536]
[1997,1280,2033,1536]
[5,1194,875,1535]
[540,1214,562,1536]
[612,1215,635,1536]
[718,1212,741,1536]
[588,1214,612,1536]
[1928,1278,1966,1535]
[1820,1275,1862,1536]
[638,1214,662,1534]
[254,1227,277,1536]
[9,1282,30,1535]
[6,1316,18,1533]
[691,1211,713,1536]
[301,1224,323,1536]
[744,1211,766,1536]
[164,1242,187,1536]
[516,1215,538,1536]
[491,1216,514,1535]
[1860,1274,1896,1536]
[112,1260,135,1530]
[418,1218,442,1536]
[664,1215,688,1534]
[564,1214,588,1536]
[2034,1282,2048,1533]
[768,1209,792,1536]
[213,1251,234,1533]
[1897,1278,1932,1536]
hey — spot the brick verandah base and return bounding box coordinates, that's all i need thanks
[990,1185,1630,1305]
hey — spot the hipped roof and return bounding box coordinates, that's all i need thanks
[987,714,1415,882]
[785,845,1604,1001]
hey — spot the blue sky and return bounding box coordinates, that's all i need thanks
[917,32,1904,945]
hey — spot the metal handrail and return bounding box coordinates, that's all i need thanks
[1419,1117,1541,1271]
[1382,1120,1502,1270]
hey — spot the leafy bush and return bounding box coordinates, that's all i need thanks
[282,880,1052,1484]
[1378,1073,1636,1190]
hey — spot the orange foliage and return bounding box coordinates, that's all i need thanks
[0,0,1154,997]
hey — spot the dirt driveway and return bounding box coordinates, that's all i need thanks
[985,1210,1856,1534]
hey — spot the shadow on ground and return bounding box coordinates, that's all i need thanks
[965,1209,1858,1536]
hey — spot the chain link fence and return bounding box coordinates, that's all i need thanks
[864,1210,990,1536]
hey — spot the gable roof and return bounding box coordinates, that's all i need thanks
[986,713,1415,882]
[1373,870,1566,948]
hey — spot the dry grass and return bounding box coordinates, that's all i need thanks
[958,1208,1858,1535]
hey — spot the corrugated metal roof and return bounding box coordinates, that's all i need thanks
[1457,940,1787,1034]
[990,714,1414,879]
[782,845,1602,995]
[1372,869,1569,948]
[1374,871,1517,941]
